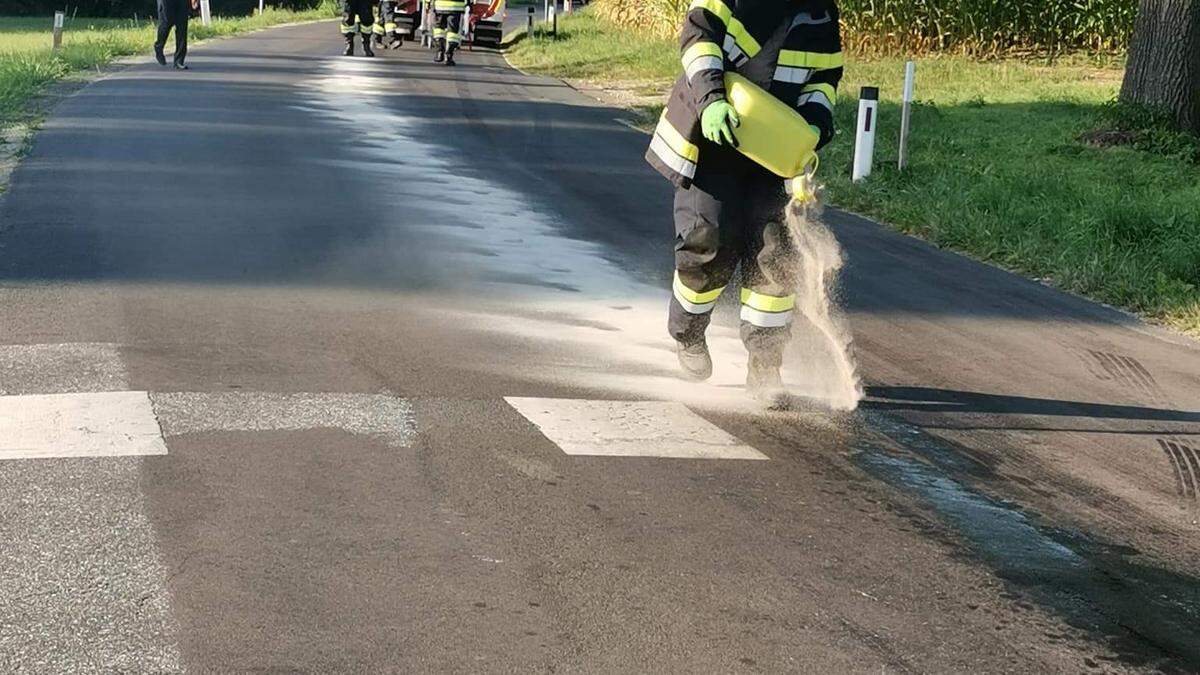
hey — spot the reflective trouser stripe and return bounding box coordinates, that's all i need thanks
[385,22,398,31]
[433,27,446,37]
[447,31,461,43]
[359,23,374,33]
[341,24,356,33]
[673,272,724,314]
[739,288,795,327]
[741,306,794,327]
[373,23,385,33]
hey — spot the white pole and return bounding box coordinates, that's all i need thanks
[852,86,878,183]
[898,61,915,171]
[564,0,571,13]
[543,0,549,22]
[463,4,471,44]
[200,0,211,26]
[52,11,64,51]
[258,0,264,15]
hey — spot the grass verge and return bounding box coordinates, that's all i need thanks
[507,9,1200,336]
[0,8,333,129]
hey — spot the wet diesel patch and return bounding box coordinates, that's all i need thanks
[857,411,1200,672]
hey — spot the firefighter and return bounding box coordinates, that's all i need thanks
[645,0,842,394]
[374,0,401,49]
[340,0,376,57]
[432,0,470,65]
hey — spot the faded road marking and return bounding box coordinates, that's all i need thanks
[0,343,127,395]
[505,397,767,460]
[151,392,416,447]
[0,391,167,460]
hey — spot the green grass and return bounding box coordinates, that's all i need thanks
[507,9,1200,335]
[0,7,334,129]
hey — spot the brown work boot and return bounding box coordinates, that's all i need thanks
[676,339,713,381]
[746,353,784,402]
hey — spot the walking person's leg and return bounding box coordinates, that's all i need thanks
[357,0,375,56]
[444,12,461,64]
[153,0,171,65]
[668,142,748,380]
[173,0,189,68]
[739,169,795,395]
[433,12,448,61]
[340,0,357,55]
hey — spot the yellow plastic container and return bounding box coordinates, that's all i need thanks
[724,72,819,179]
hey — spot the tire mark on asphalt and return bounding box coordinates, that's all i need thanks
[1079,349,1199,501]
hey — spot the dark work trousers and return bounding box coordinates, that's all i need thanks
[434,11,462,46]
[155,0,190,66]
[341,0,375,37]
[669,139,797,365]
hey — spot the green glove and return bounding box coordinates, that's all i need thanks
[701,100,740,146]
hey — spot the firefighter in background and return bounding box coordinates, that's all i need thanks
[432,0,470,65]
[373,0,401,49]
[645,0,842,394]
[340,0,376,56]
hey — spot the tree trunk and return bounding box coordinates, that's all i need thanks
[1120,0,1200,134]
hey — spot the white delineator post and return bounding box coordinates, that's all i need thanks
[52,11,64,51]
[898,61,916,171]
[258,0,264,15]
[200,0,211,26]
[852,86,879,183]
[544,0,549,22]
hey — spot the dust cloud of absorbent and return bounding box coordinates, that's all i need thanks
[778,186,864,411]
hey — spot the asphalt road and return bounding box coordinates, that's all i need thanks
[2,20,1199,673]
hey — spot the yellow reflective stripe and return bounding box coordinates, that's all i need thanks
[801,82,837,104]
[340,24,356,33]
[654,112,700,163]
[727,18,759,57]
[778,50,843,69]
[372,24,385,33]
[682,41,722,68]
[688,0,731,24]
[385,22,397,30]
[740,288,796,312]
[675,272,724,305]
[687,0,759,57]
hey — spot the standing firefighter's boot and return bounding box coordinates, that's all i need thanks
[445,44,457,66]
[434,38,445,62]
[746,352,784,402]
[343,34,355,56]
[362,33,376,56]
[676,339,713,381]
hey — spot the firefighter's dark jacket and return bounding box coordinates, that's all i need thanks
[646,0,843,188]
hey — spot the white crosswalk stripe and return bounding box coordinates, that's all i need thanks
[505,397,768,460]
[0,391,168,460]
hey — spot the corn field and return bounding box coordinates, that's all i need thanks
[593,0,1137,55]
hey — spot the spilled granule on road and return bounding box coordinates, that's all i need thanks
[780,185,864,411]
[457,189,862,413]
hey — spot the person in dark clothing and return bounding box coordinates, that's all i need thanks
[341,0,376,56]
[154,0,196,69]
[645,0,843,394]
